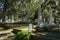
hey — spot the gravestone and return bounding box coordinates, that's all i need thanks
[28,24,32,32]
[42,0,45,2]
[5,16,8,23]
[49,9,55,25]
[56,1,59,6]
[38,5,44,27]
[8,18,11,23]
[0,19,2,22]
[11,15,14,23]
[23,17,29,22]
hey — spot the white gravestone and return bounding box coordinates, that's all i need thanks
[11,15,14,23]
[8,18,11,23]
[38,5,44,27]
[49,9,55,25]
[23,17,28,22]
[0,19,2,22]
[28,24,32,32]
[56,1,59,6]
[5,16,8,23]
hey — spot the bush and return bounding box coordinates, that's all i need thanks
[15,30,31,40]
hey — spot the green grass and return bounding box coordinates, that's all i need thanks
[15,30,31,40]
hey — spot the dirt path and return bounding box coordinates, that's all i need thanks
[13,26,28,30]
[0,26,28,40]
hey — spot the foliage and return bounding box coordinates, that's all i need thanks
[15,30,31,40]
[0,0,60,22]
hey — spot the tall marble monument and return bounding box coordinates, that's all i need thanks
[38,5,44,27]
[49,9,55,25]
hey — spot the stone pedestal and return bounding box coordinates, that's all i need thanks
[11,15,14,23]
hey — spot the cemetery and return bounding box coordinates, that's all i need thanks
[0,0,60,40]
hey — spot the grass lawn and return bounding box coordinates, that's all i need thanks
[30,31,60,40]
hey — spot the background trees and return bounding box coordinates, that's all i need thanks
[0,0,59,23]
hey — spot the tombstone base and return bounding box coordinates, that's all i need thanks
[38,22,48,27]
[49,23,56,26]
[38,23,44,27]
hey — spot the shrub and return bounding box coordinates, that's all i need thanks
[15,30,31,40]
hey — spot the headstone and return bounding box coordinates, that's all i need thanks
[28,24,32,32]
[5,16,8,23]
[44,18,45,22]
[11,15,14,23]
[8,18,11,23]
[38,5,44,27]
[0,19,2,22]
[42,0,45,2]
[56,1,59,6]
[23,17,28,22]
[49,9,55,25]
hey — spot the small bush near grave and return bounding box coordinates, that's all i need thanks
[15,30,31,40]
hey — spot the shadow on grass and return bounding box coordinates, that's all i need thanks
[30,26,60,40]
[0,23,11,29]
[30,32,60,40]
